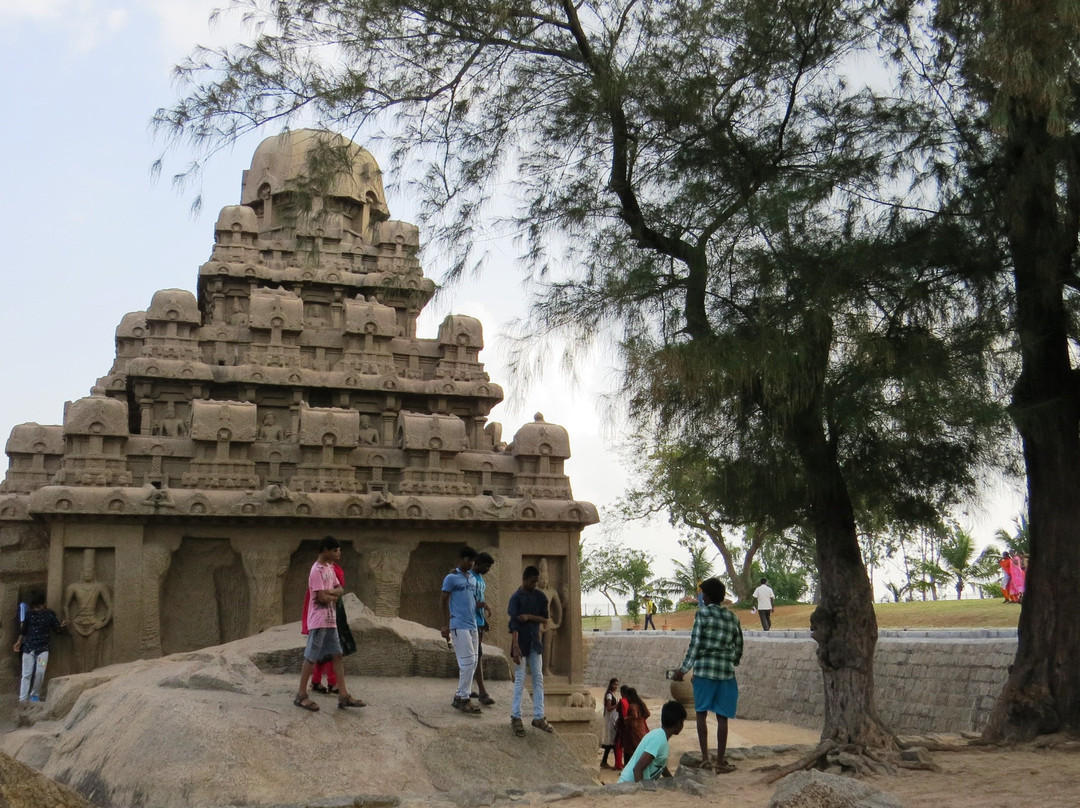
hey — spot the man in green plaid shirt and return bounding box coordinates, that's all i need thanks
[672,577,743,774]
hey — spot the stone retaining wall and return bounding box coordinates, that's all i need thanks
[584,629,1016,734]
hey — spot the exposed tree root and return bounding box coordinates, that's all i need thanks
[1031,733,1080,750]
[758,739,911,784]
[759,740,836,784]
[895,734,969,753]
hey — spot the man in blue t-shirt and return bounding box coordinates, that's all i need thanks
[441,546,480,714]
[618,700,688,782]
[508,565,552,736]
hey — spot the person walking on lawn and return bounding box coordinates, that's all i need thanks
[441,546,482,714]
[752,577,775,631]
[672,577,743,774]
[508,564,554,736]
[643,597,658,630]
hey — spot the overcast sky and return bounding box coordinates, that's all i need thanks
[0,1,1024,610]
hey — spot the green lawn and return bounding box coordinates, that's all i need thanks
[582,598,1021,632]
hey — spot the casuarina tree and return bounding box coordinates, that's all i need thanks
[889,0,1080,741]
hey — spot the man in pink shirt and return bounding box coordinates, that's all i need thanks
[294,536,365,711]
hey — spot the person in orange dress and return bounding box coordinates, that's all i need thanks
[618,686,652,761]
[1009,552,1026,602]
[999,552,1018,603]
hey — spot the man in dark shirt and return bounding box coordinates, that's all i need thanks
[507,565,553,736]
[13,591,65,702]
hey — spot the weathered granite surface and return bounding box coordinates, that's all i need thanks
[2,601,589,808]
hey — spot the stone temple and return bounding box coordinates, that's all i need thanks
[0,130,597,696]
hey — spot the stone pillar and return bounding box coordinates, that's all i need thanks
[0,579,19,696]
[139,398,154,436]
[233,540,295,634]
[139,540,176,658]
[361,545,413,617]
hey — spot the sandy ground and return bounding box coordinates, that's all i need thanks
[4,679,1079,808]
[4,654,1078,808]
[575,689,1080,808]
[557,745,1080,808]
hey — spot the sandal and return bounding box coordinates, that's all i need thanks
[478,694,496,706]
[714,760,737,774]
[293,694,320,712]
[511,717,527,737]
[311,683,329,694]
[686,756,712,769]
[531,717,555,733]
[338,696,366,709]
[452,698,482,714]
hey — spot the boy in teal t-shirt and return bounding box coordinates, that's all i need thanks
[618,700,687,783]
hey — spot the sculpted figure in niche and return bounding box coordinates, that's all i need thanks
[64,548,114,672]
[229,297,248,326]
[258,412,284,441]
[358,415,381,445]
[537,558,563,676]
[156,402,188,438]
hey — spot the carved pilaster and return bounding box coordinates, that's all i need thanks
[139,540,175,657]
[363,545,413,617]
[234,541,295,634]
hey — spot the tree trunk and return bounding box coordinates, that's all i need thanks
[698,520,764,602]
[791,407,892,746]
[984,112,1080,741]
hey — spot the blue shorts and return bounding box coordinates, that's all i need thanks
[693,675,738,718]
[304,627,342,663]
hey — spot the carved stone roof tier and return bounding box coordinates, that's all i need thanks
[116,312,148,340]
[298,404,360,447]
[215,204,259,236]
[16,485,597,524]
[1,130,596,531]
[397,412,468,453]
[438,315,484,349]
[189,400,258,443]
[63,388,129,436]
[249,288,305,331]
[5,423,64,455]
[147,290,201,324]
[241,129,389,219]
[344,296,398,336]
[512,413,571,458]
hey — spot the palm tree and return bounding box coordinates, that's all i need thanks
[994,514,1030,555]
[939,524,980,600]
[659,536,716,602]
[884,581,909,603]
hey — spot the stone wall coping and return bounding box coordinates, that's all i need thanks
[585,627,1018,641]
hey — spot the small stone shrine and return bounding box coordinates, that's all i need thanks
[0,131,598,707]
